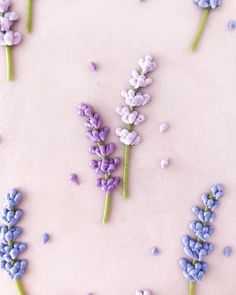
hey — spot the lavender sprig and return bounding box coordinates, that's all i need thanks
[191,0,221,52]
[179,184,224,295]
[0,0,22,80]
[0,189,28,295]
[78,103,120,224]
[116,55,156,199]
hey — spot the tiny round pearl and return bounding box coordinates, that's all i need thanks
[160,158,170,169]
[159,122,169,133]
[224,246,233,257]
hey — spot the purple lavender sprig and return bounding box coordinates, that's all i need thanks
[116,55,156,199]
[0,188,28,295]
[0,0,22,80]
[179,184,224,295]
[78,103,120,224]
[191,0,222,52]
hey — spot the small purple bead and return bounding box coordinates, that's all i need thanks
[69,173,80,185]
[42,233,49,245]
[89,62,97,71]
[151,247,159,256]
[224,246,232,257]
[228,20,236,31]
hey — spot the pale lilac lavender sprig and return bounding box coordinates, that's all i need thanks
[191,0,222,51]
[0,188,28,295]
[179,184,224,295]
[116,55,156,198]
[78,103,120,224]
[0,0,22,80]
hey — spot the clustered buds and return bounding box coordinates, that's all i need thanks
[193,0,221,9]
[0,189,28,280]
[0,0,22,46]
[179,184,224,282]
[78,103,120,194]
[116,55,156,146]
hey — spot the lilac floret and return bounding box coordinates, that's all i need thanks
[96,176,120,193]
[182,235,213,261]
[179,258,208,282]
[189,220,214,241]
[90,158,121,176]
[193,0,222,9]
[211,184,224,200]
[0,0,12,14]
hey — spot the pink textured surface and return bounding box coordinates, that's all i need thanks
[0,0,236,294]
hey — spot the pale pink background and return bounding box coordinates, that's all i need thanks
[0,0,236,294]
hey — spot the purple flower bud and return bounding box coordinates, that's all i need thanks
[0,0,12,13]
[78,103,94,117]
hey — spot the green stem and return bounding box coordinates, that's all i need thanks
[5,45,13,81]
[189,281,196,295]
[15,280,27,295]
[123,144,131,199]
[103,193,112,224]
[191,8,210,52]
[26,0,33,33]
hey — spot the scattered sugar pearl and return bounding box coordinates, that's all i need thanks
[89,61,97,71]
[228,20,236,31]
[42,233,49,245]
[69,173,80,185]
[135,290,152,295]
[151,246,159,256]
[159,122,169,133]
[224,246,233,257]
[160,158,170,169]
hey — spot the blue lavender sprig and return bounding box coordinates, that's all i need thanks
[0,188,28,294]
[179,184,224,294]
[78,103,120,224]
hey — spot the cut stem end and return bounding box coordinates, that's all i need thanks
[103,193,112,224]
